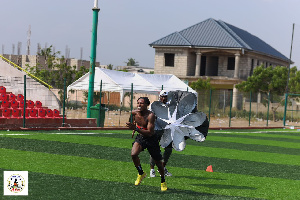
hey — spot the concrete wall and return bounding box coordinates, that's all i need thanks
[153,47,289,82]
[1,54,100,71]
[154,48,189,76]
[0,58,60,110]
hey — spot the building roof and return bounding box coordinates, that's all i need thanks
[149,18,289,61]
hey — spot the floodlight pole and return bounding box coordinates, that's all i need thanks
[87,0,100,118]
[285,23,295,94]
[283,23,295,126]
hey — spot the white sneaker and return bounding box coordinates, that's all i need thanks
[150,169,156,177]
[164,167,172,176]
[157,167,172,176]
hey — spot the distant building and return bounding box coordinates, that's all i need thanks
[114,66,154,74]
[149,18,291,107]
[0,54,100,70]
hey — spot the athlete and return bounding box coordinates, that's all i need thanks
[149,90,173,177]
[126,97,167,191]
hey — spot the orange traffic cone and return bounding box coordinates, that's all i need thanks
[206,165,213,172]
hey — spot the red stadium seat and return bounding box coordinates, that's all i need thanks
[0,93,8,101]
[17,94,24,102]
[19,101,25,108]
[9,93,16,101]
[0,86,6,94]
[10,100,19,108]
[20,109,30,118]
[27,100,35,108]
[35,101,42,108]
[11,108,21,118]
[37,108,46,118]
[46,109,53,118]
[1,100,10,108]
[0,108,11,118]
[28,108,38,118]
[53,109,62,118]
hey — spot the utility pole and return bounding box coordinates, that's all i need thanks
[87,0,100,118]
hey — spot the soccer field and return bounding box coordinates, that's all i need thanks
[0,129,299,199]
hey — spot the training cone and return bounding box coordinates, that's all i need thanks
[206,165,213,172]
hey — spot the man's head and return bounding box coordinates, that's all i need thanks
[159,90,168,104]
[137,97,150,111]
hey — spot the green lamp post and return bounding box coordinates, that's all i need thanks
[87,0,100,118]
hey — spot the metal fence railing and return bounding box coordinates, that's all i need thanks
[2,74,300,128]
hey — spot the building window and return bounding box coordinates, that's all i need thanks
[227,57,235,70]
[164,53,175,67]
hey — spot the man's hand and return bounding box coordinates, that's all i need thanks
[126,122,136,130]
[126,122,137,138]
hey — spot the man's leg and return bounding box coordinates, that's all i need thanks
[155,160,165,180]
[131,142,146,185]
[154,159,167,191]
[149,156,156,177]
[149,130,163,177]
[162,146,173,176]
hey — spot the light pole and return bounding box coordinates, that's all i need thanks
[87,0,100,118]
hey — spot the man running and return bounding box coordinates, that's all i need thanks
[126,97,167,191]
[149,90,173,177]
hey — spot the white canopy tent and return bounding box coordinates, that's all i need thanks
[67,67,197,103]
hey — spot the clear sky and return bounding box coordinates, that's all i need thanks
[1,0,300,68]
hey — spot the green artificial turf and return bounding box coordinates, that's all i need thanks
[0,129,299,199]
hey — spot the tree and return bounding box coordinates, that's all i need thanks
[190,77,213,91]
[235,65,298,121]
[37,45,60,68]
[107,64,113,70]
[125,58,139,66]
[190,78,213,111]
[26,46,89,104]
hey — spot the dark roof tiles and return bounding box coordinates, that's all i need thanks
[150,18,288,61]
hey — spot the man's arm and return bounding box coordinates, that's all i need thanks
[126,112,155,137]
[144,112,155,136]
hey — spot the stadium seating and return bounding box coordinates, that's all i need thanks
[20,109,30,118]
[46,109,53,118]
[0,108,12,118]
[0,93,8,101]
[17,94,24,102]
[10,100,19,108]
[19,100,25,108]
[38,108,46,118]
[1,100,10,109]
[9,93,16,101]
[28,108,38,118]
[53,109,62,118]
[27,100,35,108]
[0,87,66,122]
[35,101,42,108]
[0,86,6,94]
[11,108,21,118]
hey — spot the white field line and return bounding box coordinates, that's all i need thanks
[0,132,114,136]
[0,134,31,135]
[213,130,299,133]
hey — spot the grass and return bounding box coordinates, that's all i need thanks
[0,129,299,199]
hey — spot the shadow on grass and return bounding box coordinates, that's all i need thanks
[173,175,226,181]
[192,183,257,190]
[137,187,261,200]
[0,169,260,200]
